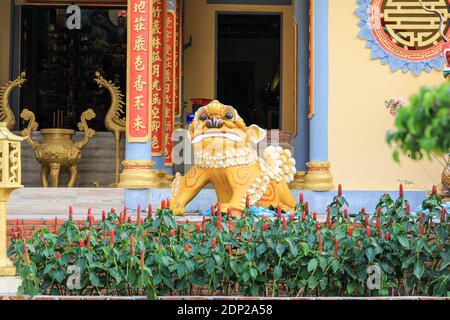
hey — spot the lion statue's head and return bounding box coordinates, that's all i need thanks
[188,100,266,168]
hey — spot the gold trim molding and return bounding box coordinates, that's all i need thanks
[303,161,334,191]
[118,160,160,189]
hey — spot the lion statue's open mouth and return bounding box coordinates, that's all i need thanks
[168,100,297,217]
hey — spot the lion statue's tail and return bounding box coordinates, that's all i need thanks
[261,146,297,184]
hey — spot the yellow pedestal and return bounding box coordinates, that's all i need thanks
[290,171,306,190]
[117,160,160,189]
[0,188,20,276]
[304,161,334,192]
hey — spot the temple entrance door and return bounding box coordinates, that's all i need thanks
[216,13,281,130]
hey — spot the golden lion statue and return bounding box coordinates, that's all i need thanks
[169,100,297,216]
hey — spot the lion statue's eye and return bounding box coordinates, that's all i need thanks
[199,113,207,121]
[225,112,234,120]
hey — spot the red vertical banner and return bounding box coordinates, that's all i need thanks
[127,0,152,142]
[174,0,182,118]
[150,0,165,155]
[164,4,176,166]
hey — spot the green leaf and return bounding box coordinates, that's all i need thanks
[249,267,258,280]
[413,261,424,280]
[276,244,286,257]
[397,236,410,249]
[366,247,376,263]
[89,272,100,287]
[308,275,318,289]
[273,266,282,281]
[307,258,318,273]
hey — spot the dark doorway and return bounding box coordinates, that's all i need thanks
[19,6,127,131]
[216,13,281,129]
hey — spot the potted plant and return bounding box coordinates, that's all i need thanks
[386,82,450,198]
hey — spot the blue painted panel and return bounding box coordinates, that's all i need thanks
[310,0,329,162]
[294,0,310,171]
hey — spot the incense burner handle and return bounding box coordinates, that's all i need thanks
[75,108,96,150]
[20,108,40,149]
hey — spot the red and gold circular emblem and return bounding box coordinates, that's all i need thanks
[370,0,450,61]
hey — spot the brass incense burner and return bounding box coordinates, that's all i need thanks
[20,109,96,187]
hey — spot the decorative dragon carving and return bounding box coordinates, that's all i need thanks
[0,71,27,130]
[94,71,126,185]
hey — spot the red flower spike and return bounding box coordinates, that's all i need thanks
[290,213,295,222]
[338,184,343,197]
[12,231,17,240]
[148,204,153,219]
[377,208,382,219]
[399,184,404,198]
[277,206,282,219]
[299,193,304,204]
[344,209,349,219]
[79,238,85,248]
[55,252,61,259]
[364,215,369,227]
[216,203,221,216]
[318,234,323,253]
[361,207,366,214]
[327,208,331,221]
[89,214,94,227]
[19,225,24,239]
[161,200,166,209]
[313,211,317,221]
[211,204,215,217]
[111,208,115,214]
[263,221,270,232]
[109,231,115,248]
[419,213,423,224]
[305,201,309,214]
[227,245,232,257]
[130,236,135,257]
[247,237,251,243]
[366,226,371,238]
[227,207,232,219]
[262,215,267,221]
[334,239,339,258]
[301,211,306,222]
[441,208,446,224]
[23,242,30,264]
[127,216,132,224]
[245,194,250,208]
[88,208,92,217]
[69,206,73,221]
[196,223,201,233]
[282,217,287,232]
[357,241,362,249]
[166,199,171,208]
[217,220,223,233]
[385,231,390,241]
[185,244,190,253]
[202,216,206,232]
[169,229,175,238]
[327,219,332,230]
[406,202,411,216]
[317,222,321,231]
[87,232,91,250]
[140,249,145,267]
[212,238,217,250]
[376,218,381,230]
[119,211,124,224]
[348,226,353,237]
[102,210,106,222]
[137,207,142,227]
[432,185,437,195]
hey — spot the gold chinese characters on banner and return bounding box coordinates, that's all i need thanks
[151,0,165,155]
[127,0,152,142]
[164,2,176,166]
